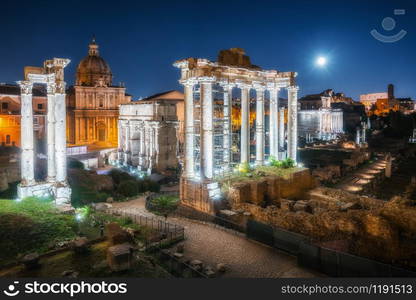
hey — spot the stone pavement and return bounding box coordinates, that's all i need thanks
[111,197,321,278]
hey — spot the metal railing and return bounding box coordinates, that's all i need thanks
[106,208,185,248]
[172,206,246,234]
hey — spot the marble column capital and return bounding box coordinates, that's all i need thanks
[236,82,251,91]
[17,80,33,95]
[252,82,266,92]
[47,82,57,95]
[197,76,216,84]
[219,83,234,91]
[287,85,300,92]
[267,83,280,92]
[55,82,66,94]
[180,79,198,87]
[267,87,281,93]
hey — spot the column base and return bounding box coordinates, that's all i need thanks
[255,160,264,166]
[18,182,54,200]
[278,151,287,160]
[180,177,222,215]
[17,181,72,207]
[55,183,72,206]
[47,176,56,183]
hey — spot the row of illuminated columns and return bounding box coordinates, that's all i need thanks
[319,110,344,134]
[183,79,299,180]
[18,80,67,186]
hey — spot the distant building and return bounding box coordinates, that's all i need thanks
[397,97,415,113]
[361,84,404,116]
[0,83,47,148]
[360,92,388,111]
[66,38,131,148]
[298,89,344,140]
[140,90,184,155]
[299,89,353,110]
[331,101,366,133]
[371,97,399,115]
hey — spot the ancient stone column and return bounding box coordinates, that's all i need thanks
[200,79,214,179]
[269,87,279,159]
[117,119,123,164]
[154,125,160,167]
[320,111,323,135]
[356,128,361,145]
[287,86,299,162]
[240,85,250,164]
[278,108,285,159]
[46,82,56,182]
[18,81,35,185]
[54,82,67,183]
[362,122,366,143]
[255,86,265,165]
[183,81,195,178]
[124,123,130,165]
[222,84,233,170]
[139,124,145,168]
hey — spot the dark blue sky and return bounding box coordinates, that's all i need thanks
[1,0,415,100]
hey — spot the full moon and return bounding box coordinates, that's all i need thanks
[316,56,327,67]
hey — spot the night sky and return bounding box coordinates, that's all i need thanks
[1,0,415,100]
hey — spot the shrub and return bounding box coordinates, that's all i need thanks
[68,159,84,169]
[109,169,135,185]
[145,179,161,193]
[269,156,283,168]
[149,196,179,218]
[281,158,296,169]
[71,186,98,207]
[137,179,160,193]
[96,192,110,203]
[117,180,139,197]
[238,162,251,174]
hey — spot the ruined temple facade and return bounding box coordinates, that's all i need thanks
[174,48,298,213]
[298,89,344,141]
[66,39,131,148]
[17,58,72,206]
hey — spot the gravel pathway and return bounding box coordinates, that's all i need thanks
[111,198,321,278]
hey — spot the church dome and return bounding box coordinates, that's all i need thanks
[76,38,113,86]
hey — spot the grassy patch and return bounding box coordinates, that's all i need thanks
[0,197,77,265]
[217,165,302,186]
[0,240,171,278]
[147,196,179,218]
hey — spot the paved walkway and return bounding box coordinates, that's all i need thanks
[111,198,321,278]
